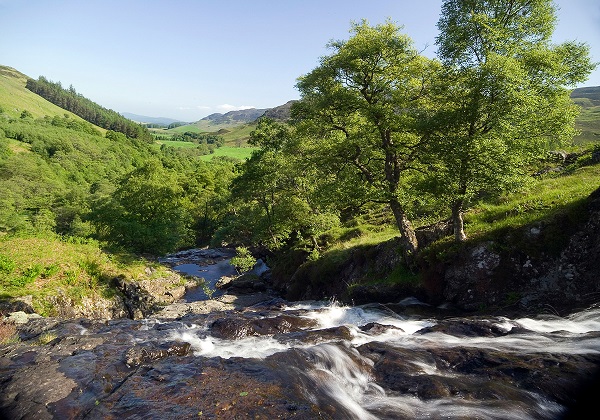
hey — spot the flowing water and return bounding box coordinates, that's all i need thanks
[157,299,600,419]
[3,252,599,418]
[154,254,600,419]
[173,259,238,301]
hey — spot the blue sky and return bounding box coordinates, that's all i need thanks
[1,0,599,122]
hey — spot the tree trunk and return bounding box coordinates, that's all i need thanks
[389,199,419,267]
[452,199,467,242]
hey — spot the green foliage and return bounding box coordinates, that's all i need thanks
[0,235,172,314]
[294,20,440,259]
[215,118,340,251]
[0,111,153,237]
[4,263,43,288]
[20,110,32,120]
[91,160,193,255]
[26,76,152,142]
[0,254,15,274]
[431,0,596,241]
[230,246,256,274]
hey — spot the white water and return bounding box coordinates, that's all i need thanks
[167,301,600,419]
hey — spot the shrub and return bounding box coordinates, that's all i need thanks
[0,254,15,274]
[230,246,256,274]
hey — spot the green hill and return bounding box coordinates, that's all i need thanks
[0,66,104,127]
[0,65,242,317]
[571,86,600,144]
[571,86,600,104]
[161,107,275,147]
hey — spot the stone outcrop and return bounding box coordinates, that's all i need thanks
[1,270,187,323]
[112,272,186,319]
[271,186,600,316]
[1,301,599,419]
[440,187,600,314]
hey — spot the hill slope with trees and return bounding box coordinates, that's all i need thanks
[1,0,599,321]
[0,65,242,316]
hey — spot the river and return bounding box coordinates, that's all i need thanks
[1,253,599,419]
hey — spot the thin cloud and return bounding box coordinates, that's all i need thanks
[216,104,255,112]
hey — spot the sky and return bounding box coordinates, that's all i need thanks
[1,0,599,122]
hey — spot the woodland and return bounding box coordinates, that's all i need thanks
[0,0,599,315]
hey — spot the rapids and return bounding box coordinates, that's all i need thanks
[161,300,600,419]
[2,250,599,419]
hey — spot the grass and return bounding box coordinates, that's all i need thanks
[218,124,256,146]
[572,92,600,144]
[159,121,257,147]
[420,160,600,266]
[154,140,200,149]
[0,66,105,136]
[465,164,600,238]
[573,105,600,144]
[199,146,257,161]
[0,235,172,316]
[302,157,600,297]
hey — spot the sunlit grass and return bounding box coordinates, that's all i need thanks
[0,235,172,316]
[0,66,105,136]
[465,164,600,239]
[199,146,257,161]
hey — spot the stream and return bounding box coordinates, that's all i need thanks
[1,252,599,419]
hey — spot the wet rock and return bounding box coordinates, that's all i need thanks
[359,322,403,335]
[415,317,519,337]
[124,341,191,367]
[158,247,236,266]
[1,302,599,419]
[358,340,600,410]
[210,314,317,339]
[277,325,354,344]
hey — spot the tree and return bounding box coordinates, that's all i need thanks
[432,0,596,241]
[294,20,439,264]
[91,160,192,254]
[216,118,339,251]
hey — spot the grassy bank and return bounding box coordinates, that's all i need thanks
[0,235,170,316]
[294,156,600,295]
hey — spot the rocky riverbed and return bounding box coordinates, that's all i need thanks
[2,291,600,419]
[3,241,600,420]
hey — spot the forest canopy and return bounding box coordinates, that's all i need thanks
[0,0,596,266]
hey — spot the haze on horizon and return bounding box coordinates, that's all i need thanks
[1,0,599,122]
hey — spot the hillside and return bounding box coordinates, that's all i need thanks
[2,62,600,321]
[571,86,600,104]
[163,102,294,146]
[571,86,600,144]
[262,100,296,121]
[0,66,102,127]
[201,108,268,125]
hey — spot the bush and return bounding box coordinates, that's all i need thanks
[0,254,15,274]
[230,246,256,274]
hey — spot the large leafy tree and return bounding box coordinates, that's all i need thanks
[294,20,440,264]
[217,118,339,251]
[91,160,192,254]
[432,0,596,241]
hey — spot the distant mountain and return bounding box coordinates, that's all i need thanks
[121,112,187,126]
[200,108,268,125]
[261,100,297,121]
[571,86,600,105]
